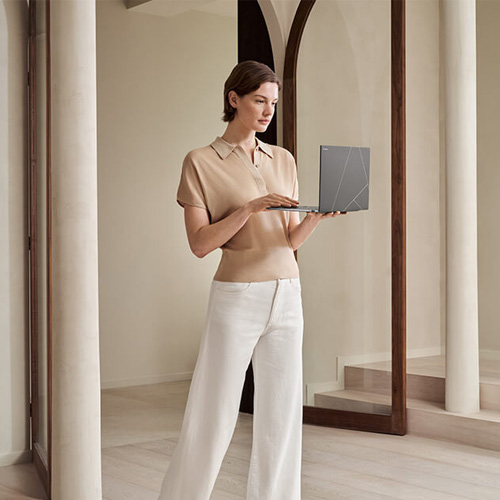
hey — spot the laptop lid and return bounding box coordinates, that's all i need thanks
[319,145,370,213]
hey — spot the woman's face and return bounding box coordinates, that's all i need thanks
[229,82,279,133]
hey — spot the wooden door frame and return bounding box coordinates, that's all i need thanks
[283,0,407,435]
[28,0,52,494]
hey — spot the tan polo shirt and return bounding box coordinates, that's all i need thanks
[177,136,300,282]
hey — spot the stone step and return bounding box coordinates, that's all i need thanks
[408,399,500,452]
[314,389,500,452]
[314,389,392,415]
[344,356,500,411]
[345,366,445,403]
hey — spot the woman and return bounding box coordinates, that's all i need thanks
[158,60,342,500]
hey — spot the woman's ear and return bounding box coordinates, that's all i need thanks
[228,90,239,109]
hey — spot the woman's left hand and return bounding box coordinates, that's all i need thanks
[306,210,347,220]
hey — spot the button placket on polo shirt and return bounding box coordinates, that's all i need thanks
[234,146,268,195]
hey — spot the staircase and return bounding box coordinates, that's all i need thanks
[314,355,500,451]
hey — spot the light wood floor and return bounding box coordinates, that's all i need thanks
[3,380,500,499]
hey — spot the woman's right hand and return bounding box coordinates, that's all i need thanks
[184,193,298,258]
[246,193,299,214]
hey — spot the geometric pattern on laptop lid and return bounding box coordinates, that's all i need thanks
[319,146,370,213]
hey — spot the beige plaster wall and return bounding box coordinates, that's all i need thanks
[407,0,442,354]
[477,0,500,356]
[0,0,30,465]
[96,0,237,387]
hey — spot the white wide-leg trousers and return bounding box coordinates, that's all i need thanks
[158,278,304,500]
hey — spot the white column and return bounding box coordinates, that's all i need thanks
[51,1,102,498]
[443,0,480,414]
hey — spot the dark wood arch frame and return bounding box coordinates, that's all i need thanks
[28,0,52,495]
[283,0,407,434]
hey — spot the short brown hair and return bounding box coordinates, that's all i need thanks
[222,61,281,122]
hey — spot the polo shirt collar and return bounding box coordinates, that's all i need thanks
[255,138,274,158]
[211,136,236,160]
[211,136,274,160]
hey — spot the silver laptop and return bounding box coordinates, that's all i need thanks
[268,145,370,213]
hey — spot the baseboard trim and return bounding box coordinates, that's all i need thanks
[101,371,193,390]
[0,449,32,467]
[305,380,343,406]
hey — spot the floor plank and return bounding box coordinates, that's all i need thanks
[0,463,47,500]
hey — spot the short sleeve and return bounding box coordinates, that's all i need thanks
[176,153,208,209]
[287,150,299,200]
[292,165,299,200]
